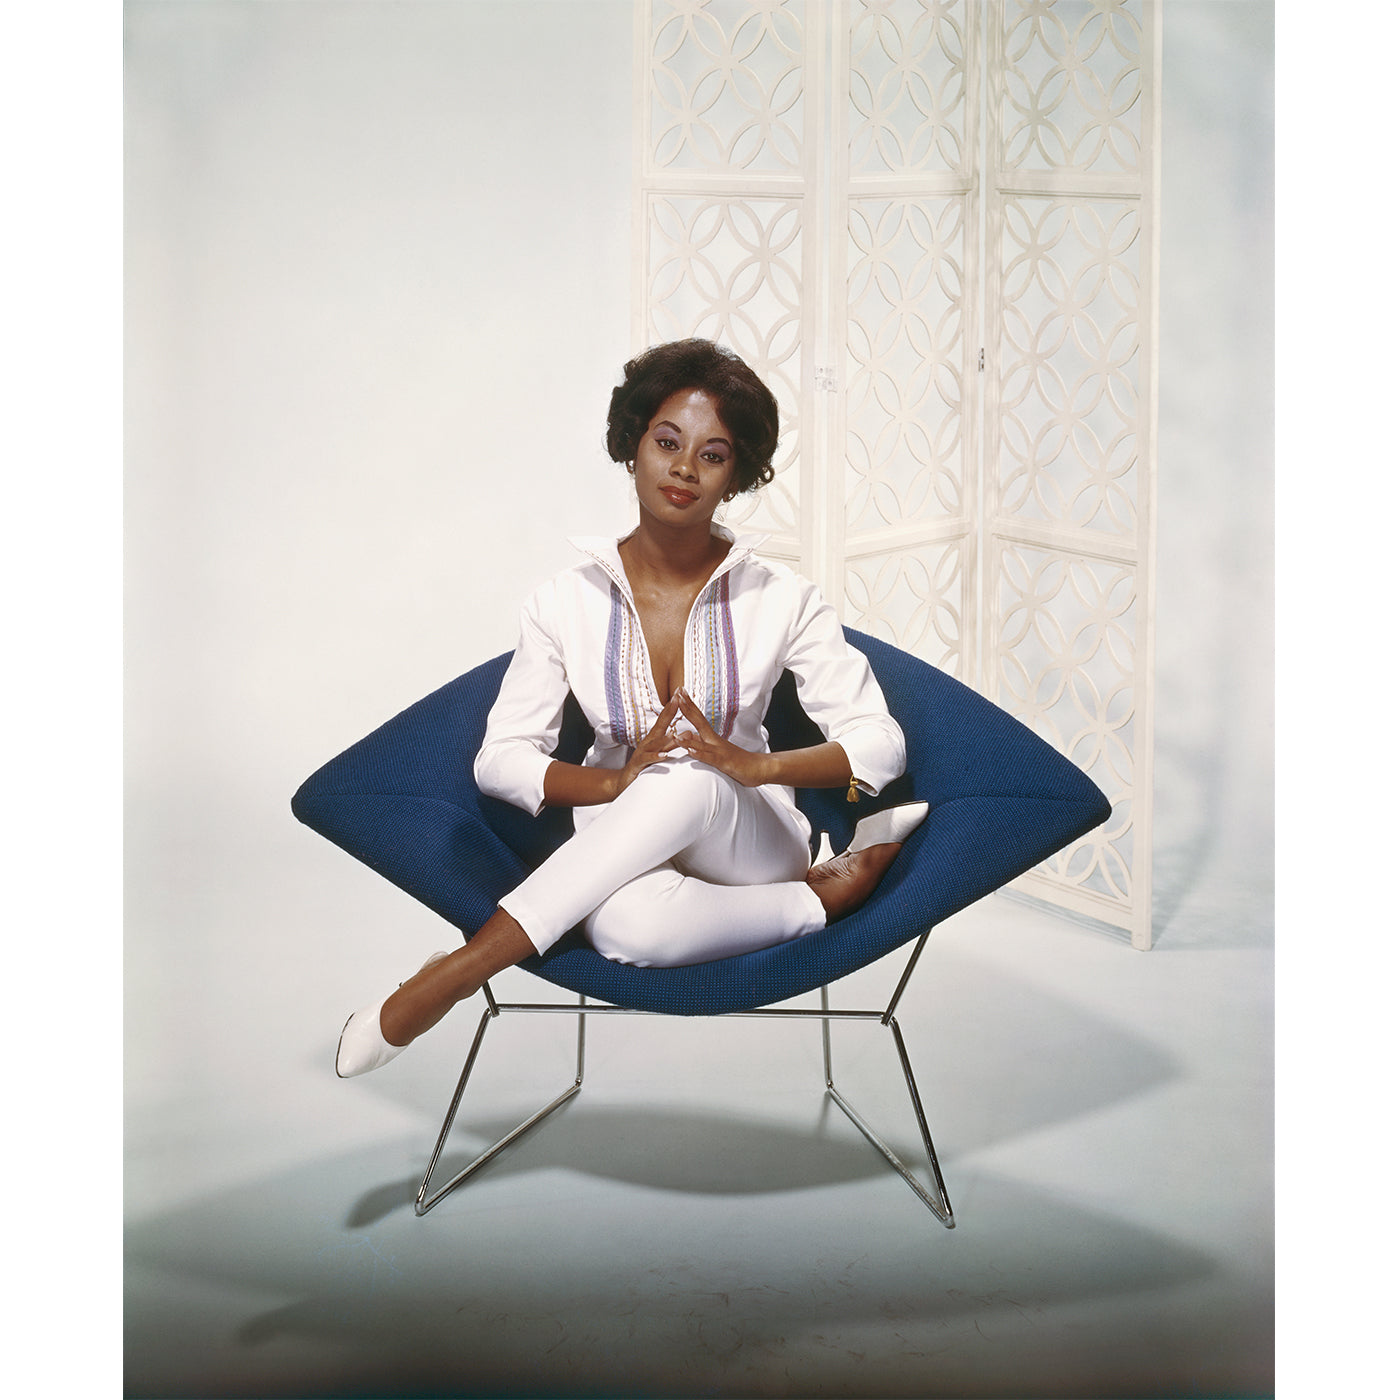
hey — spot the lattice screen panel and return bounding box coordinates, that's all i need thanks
[836,0,980,685]
[983,0,1158,946]
[635,0,1158,946]
[636,0,819,560]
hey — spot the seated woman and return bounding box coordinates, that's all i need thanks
[336,339,927,1077]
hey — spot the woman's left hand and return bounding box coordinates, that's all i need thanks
[670,688,773,787]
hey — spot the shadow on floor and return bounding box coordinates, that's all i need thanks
[126,1140,1222,1400]
[345,1099,899,1227]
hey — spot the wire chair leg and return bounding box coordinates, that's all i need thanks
[412,982,951,1226]
[819,985,955,1228]
[415,993,588,1216]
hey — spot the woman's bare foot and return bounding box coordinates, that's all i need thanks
[805,841,905,923]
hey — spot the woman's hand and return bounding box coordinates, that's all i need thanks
[612,690,688,798]
[669,688,773,787]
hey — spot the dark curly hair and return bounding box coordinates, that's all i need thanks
[605,339,780,495]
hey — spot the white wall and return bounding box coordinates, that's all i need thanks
[1154,0,1273,940]
[126,0,638,829]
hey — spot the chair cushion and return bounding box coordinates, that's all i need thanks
[292,630,1110,1015]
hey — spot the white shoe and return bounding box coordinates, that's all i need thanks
[335,951,448,1079]
[846,801,929,854]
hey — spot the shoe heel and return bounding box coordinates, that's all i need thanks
[848,800,929,853]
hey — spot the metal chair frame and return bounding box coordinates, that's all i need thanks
[415,930,954,1227]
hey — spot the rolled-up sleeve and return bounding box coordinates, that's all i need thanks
[783,577,906,796]
[473,586,571,816]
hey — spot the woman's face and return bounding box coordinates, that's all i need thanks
[632,388,736,529]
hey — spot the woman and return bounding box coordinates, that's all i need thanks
[336,339,927,1077]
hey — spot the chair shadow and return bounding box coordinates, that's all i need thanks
[346,1099,894,1227]
[126,1139,1221,1400]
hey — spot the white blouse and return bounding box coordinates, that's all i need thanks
[473,528,907,842]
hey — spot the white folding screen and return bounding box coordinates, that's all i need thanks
[982,2,1158,948]
[634,0,1158,948]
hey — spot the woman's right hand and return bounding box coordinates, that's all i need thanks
[611,690,686,799]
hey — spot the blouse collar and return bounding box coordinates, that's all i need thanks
[568,525,768,599]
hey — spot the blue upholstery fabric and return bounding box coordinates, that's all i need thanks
[292,630,1110,1016]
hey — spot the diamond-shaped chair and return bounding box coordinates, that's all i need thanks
[292,629,1110,1225]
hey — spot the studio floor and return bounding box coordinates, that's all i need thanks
[124,836,1272,1400]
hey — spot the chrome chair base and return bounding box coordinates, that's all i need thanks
[415,934,954,1227]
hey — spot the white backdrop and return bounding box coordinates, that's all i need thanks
[112,3,1277,1393]
[124,0,1271,1210]
[127,0,637,815]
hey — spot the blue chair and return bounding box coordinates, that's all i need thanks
[292,630,1110,1225]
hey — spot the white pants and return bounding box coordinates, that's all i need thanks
[498,758,828,967]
